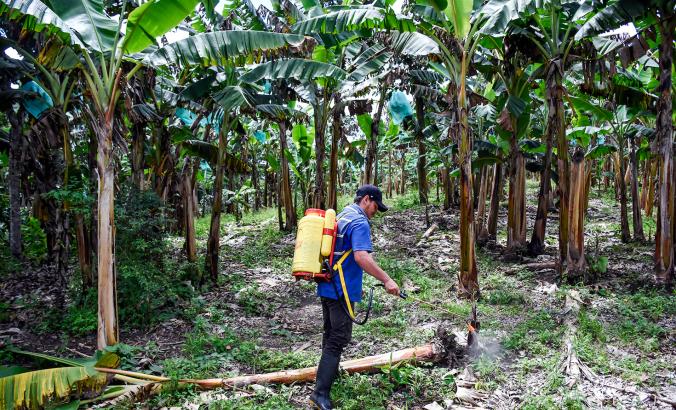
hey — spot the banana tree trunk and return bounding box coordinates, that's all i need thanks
[612,152,621,200]
[205,116,230,284]
[275,176,284,232]
[181,158,197,263]
[566,148,587,278]
[88,130,98,256]
[655,16,675,284]
[279,120,296,231]
[476,166,489,242]
[616,141,631,242]
[486,163,502,240]
[624,161,631,186]
[153,124,172,201]
[263,166,269,208]
[553,58,570,269]
[529,65,559,255]
[131,122,145,191]
[399,151,406,195]
[443,167,453,210]
[603,158,611,191]
[629,137,645,241]
[646,159,657,217]
[583,159,593,216]
[328,97,341,210]
[8,108,23,258]
[415,96,428,205]
[507,137,526,252]
[252,149,260,211]
[457,53,479,298]
[94,115,118,350]
[75,214,93,289]
[640,159,649,211]
[387,149,393,198]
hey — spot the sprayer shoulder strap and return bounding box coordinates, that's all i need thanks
[332,249,355,319]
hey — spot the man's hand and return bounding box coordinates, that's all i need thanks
[384,278,400,297]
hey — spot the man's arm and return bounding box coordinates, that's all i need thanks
[354,250,400,296]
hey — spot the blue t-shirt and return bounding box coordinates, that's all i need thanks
[317,204,373,302]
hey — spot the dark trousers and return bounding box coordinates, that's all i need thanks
[321,297,353,356]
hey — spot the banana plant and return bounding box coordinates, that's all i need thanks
[255,102,307,231]
[131,27,311,284]
[407,0,491,297]
[0,34,84,282]
[479,31,539,254]
[0,0,249,348]
[576,0,675,283]
[289,2,436,208]
[571,96,650,243]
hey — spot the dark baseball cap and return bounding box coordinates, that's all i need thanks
[355,184,388,212]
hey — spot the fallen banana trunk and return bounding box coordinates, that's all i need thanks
[187,341,447,388]
[95,329,457,392]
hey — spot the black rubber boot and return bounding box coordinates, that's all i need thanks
[309,353,340,410]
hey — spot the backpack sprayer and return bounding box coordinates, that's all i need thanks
[291,208,376,325]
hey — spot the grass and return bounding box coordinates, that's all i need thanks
[226,225,286,269]
[235,284,270,316]
[354,309,408,339]
[503,310,564,355]
[162,306,319,381]
[473,354,505,391]
[608,290,676,349]
[331,373,394,410]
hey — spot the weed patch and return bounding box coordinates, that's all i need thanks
[355,309,408,339]
[332,373,395,410]
[609,291,675,348]
[230,226,284,268]
[484,289,525,306]
[503,310,563,354]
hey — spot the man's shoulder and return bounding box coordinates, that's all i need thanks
[348,218,371,235]
[339,206,367,223]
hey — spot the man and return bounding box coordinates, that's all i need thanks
[310,184,401,410]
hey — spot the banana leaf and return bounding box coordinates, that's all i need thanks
[240,58,348,83]
[0,0,85,49]
[390,31,438,56]
[47,0,119,53]
[585,144,617,159]
[0,366,29,378]
[293,8,415,35]
[123,0,201,54]
[145,31,306,68]
[0,366,108,410]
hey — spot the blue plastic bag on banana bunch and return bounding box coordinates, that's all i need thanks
[388,91,413,125]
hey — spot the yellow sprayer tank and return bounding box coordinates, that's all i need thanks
[292,209,326,276]
[321,209,336,257]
